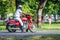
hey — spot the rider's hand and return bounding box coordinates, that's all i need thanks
[22,12,26,15]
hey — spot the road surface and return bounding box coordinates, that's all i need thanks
[0,30,60,38]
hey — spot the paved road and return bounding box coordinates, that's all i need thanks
[0,30,60,38]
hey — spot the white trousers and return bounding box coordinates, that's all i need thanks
[14,18,23,26]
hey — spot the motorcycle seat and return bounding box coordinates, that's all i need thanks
[15,20,19,22]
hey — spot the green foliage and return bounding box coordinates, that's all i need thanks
[21,0,38,20]
[43,0,60,16]
[0,0,60,20]
[0,0,16,18]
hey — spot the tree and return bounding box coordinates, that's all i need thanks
[36,0,47,27]
[0,0,16,20]
[0,0,60,24]
[43,0,60,22]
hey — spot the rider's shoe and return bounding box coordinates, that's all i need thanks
[20,26,23,32]
[26,29,28,32]
[20,26,25,33]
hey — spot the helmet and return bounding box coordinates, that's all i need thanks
[18,5,22,8]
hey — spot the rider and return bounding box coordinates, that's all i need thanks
[14,5,25,32]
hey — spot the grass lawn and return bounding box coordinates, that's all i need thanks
[37,23,60,30]
[0,26,6,30]
[0,23,60,30]
[26,34,60,40]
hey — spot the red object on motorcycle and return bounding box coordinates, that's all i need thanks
[8,19,20,26]
[26,15,31,20]
[7,14,33,30]
[15,22,20,26]
[8,19,16,24]
[28,19,33,30]
[21,17,28,21]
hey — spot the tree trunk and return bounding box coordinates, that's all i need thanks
[15,0,21,9]
[37,0,47,27]
[15,0,18,9]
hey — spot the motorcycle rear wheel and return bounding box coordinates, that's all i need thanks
[6,24,16,32]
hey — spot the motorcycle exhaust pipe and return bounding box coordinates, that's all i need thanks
[9,28,20,30]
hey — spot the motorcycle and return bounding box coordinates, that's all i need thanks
[6,14,37,32]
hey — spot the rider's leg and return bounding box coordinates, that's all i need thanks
[17,18,23,26]
[16,18,24,32]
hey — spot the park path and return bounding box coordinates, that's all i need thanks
[0,30,60,38]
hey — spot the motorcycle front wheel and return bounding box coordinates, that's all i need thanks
[29,23,37,32]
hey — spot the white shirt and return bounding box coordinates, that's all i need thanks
[14,9,22,18]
